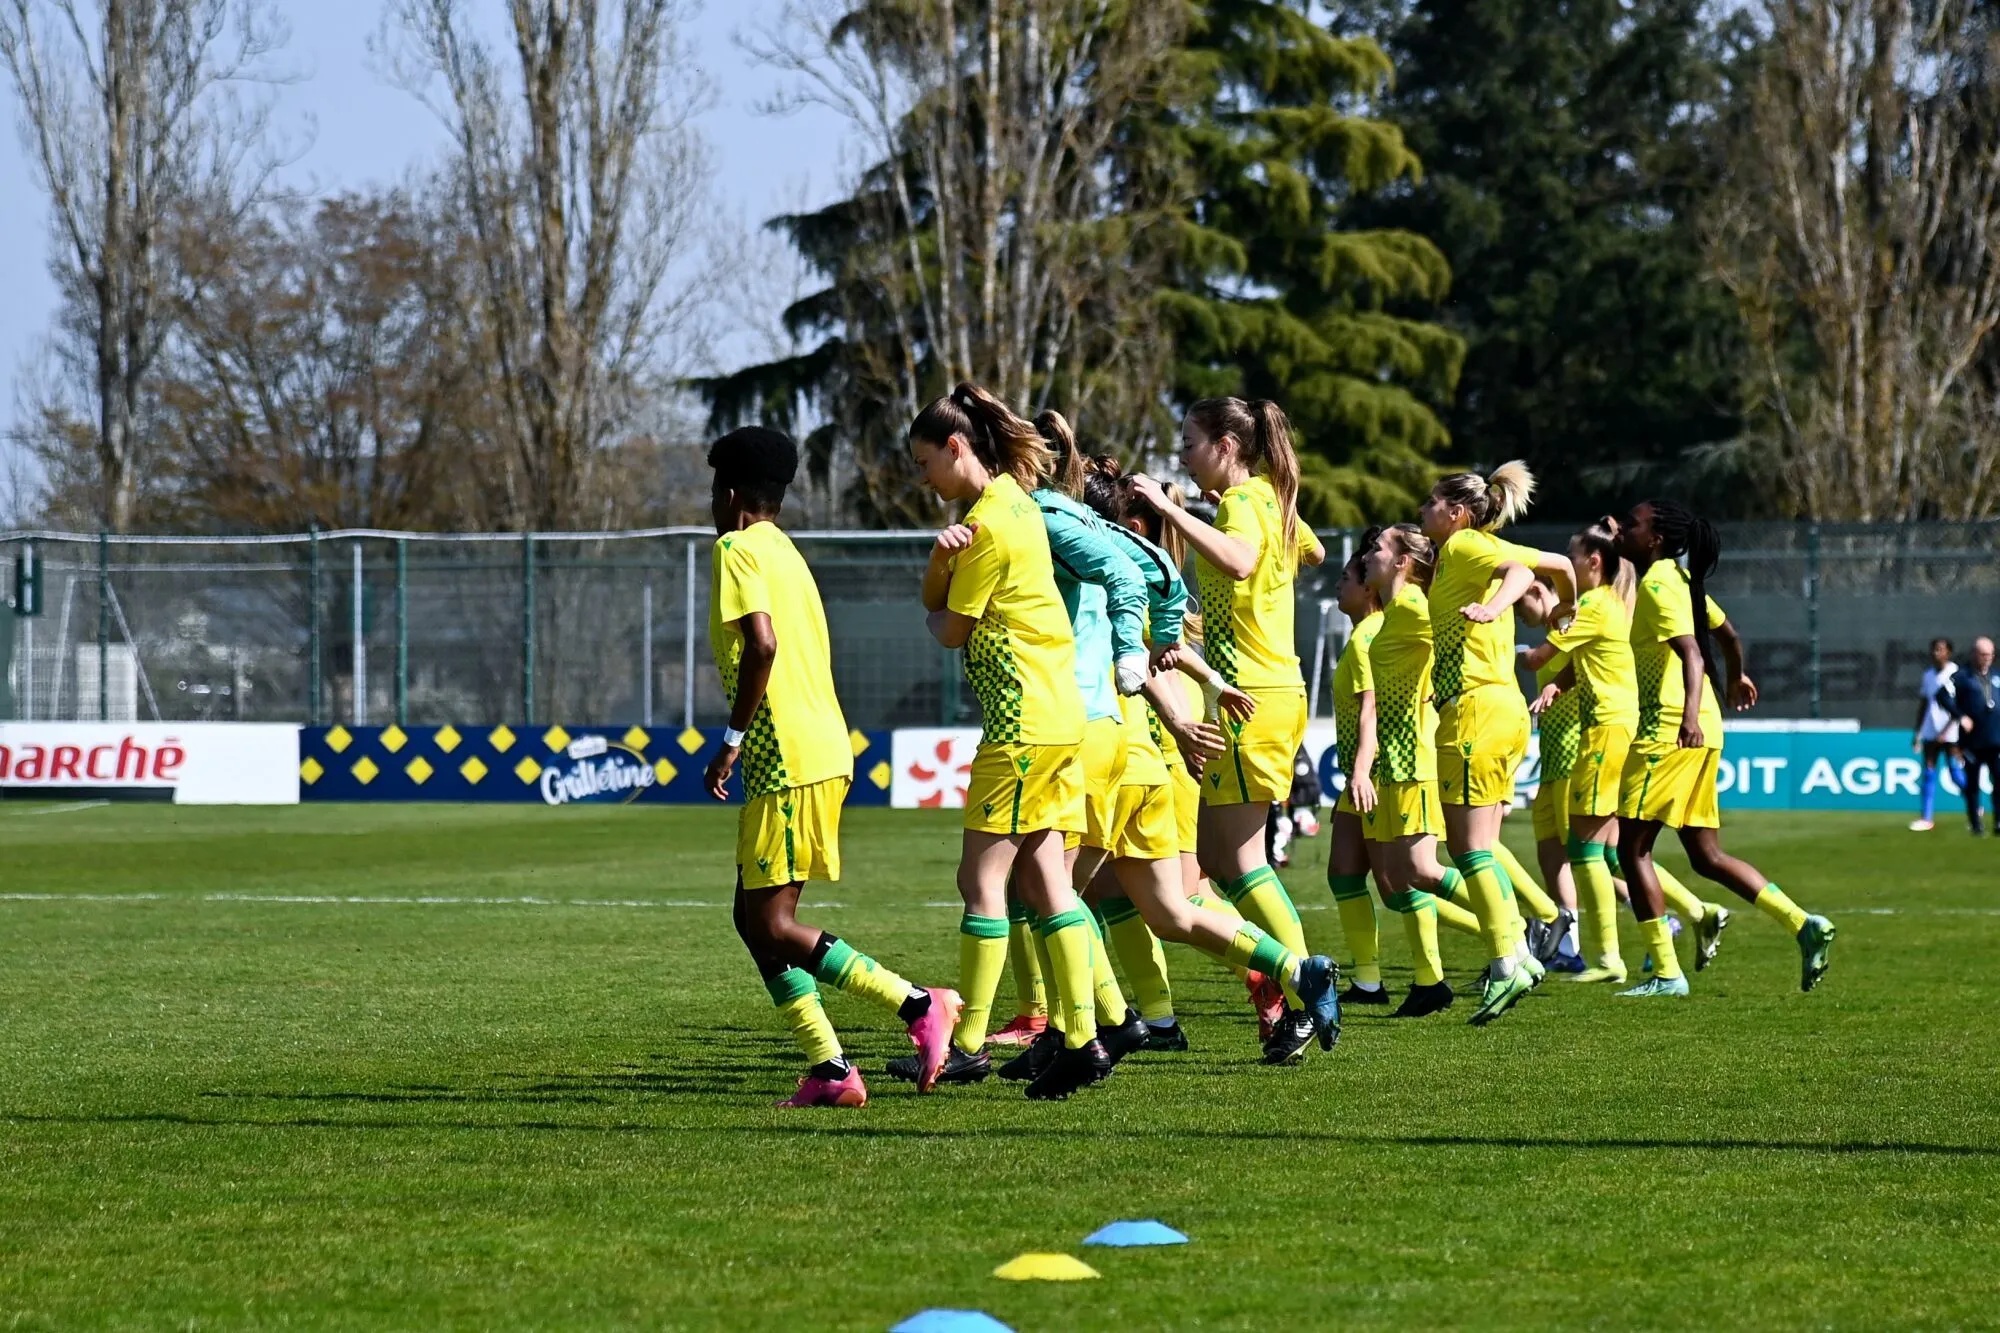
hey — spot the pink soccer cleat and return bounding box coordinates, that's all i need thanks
[776,1066,868,1108]
[988,1014,1048,1047]
[907,988,966,1093]
[1246,971,1285,1042]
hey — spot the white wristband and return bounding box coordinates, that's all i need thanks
[722,726,746,747]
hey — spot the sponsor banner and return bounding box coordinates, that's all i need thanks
[0,723,299,804]
[890,728,981,808]
[299,724,895,805]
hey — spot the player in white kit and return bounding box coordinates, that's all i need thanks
[1912,637,1964,832]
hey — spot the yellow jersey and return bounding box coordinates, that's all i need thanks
[710,522,854,797]
[1194,475,1324,690]
[1536,651,1581,780]
[1332,610,1385,779]
[1545,584,1639,731]
[1631,559,1726,749]
[1366,585,1437,783]
[948,473,1087,746]
[1429,528,1540,700]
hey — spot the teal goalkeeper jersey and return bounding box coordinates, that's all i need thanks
[1033,487,1148,724]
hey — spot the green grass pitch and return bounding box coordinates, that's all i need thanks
[3,801,1998,1330]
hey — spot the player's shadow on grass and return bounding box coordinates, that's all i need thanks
[193,1050,807,1109]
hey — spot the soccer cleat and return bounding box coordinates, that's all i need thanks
[1100,1012,1152,1067]
[1024,1039,1113,1100]
[1521,953,1547,988]
[1547,942,1588,975]
[1571,962,1628,984]
[999,1027,1062,1082]
[1523,915,1553,963]
[1616,975,1690,998]
[1246,971,1286,1042]
[776,1066,868,1108]
[1908,819,1935,832]
[1391,981,1454,1017]
[987,1014,1048,1047]
[1468,969,1533,1026]
[1144,1022,1190,1052]
[904,988,964,1094]
[1294,955,1343,1050]
[1541,908,1577,964]
[1797,915,1838,992]
[1340,982,1393,1006]
[886,1046,990,1085]
[1693,905,1731,972]
[1261,1009,1317,1064]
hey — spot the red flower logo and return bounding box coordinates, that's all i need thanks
[906,737,973,807]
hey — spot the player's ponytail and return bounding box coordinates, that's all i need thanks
[1575,515,1625,593]
[909,382,1053,492]
[1647,499,1723,687]
[1187,395,1303,555]
[1433,461,1536,532]
[1034,409,1086,499]
[1384,522,1437,590]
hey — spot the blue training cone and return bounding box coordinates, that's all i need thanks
[1082,1219,1189,1248]
[891,1311,1014,1333]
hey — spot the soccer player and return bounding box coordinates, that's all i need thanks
[1129,397,1332,1063]
[1912,637,1964,833]
[1938,637,2000,837]
[1326,540,1390,1004]
[1418,465,1576,1025]
[1614,500,1837,995]
[1518,581,1585,972]
[703,427,962,1108]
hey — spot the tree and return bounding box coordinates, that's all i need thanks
[380,0,716,530]
[1710,0,2000,520]
[1352,0,1752,521]
[0,0,289,530]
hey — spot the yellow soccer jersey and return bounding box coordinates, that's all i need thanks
[1545,585,1639,731]
[1366,586,1437,784]
[1429,528,1540,701]
[1119,688,1170,787]
[948,474,1087,746]
[1194,475,1324,689]
[1535,650,1582,782]
[1632,559,1725,748]
[710,522,854,797]
[1332,610,1385,779]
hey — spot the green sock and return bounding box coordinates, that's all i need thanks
[1037,908,1100,1049]
[809,935,915,1016]
[951,913,1009,1053]
[1453,849,1515,965]
[1433,868,1483,936]
[1223,866,1308,1003]
[1220,921,1299,986]
[1329,872,1381,986]
[1101,897,1175,1023]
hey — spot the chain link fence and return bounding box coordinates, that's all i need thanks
[4,522,1996,731]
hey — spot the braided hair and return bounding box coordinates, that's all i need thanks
[1644,499,1723,688]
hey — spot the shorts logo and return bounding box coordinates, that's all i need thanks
[756,856,771,872]
[1014,755,1033,776]
[983,801,996,817]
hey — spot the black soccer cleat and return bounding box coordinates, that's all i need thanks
[1261,1008,1316,1065]
[1392,981,1455,1018]
[1340,983,1393,1006]
[998,1027,1061,1082]
[1144,1022,1190,1052]
[886,1046,990,1085]
[1024,1038,1114,1100]
[1099,1012,1152,1067]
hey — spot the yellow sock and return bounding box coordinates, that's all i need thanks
[1038,908,1100,1048]
[1638,917,1683,980]
[1569,842,1622,970]
[950,914,1009,1053]
[1190,893,1249,977]
[1225,866,1307,1004]
[1007,906,1046,1018]
[1756,883,1809,934]
[1220,922,1299,983]
[1496,842,1559,924]
[1085,907,1132,1026]
[1328,873,1381,986]
[1453,850,1515,964]
[1657,867,1709,925]
[1386,891,1445,986]
[767,968,842,1066]
[1101,897,1175,1022]
[1433,870,1484,937]
[809,935,914,1015]
[1031,927,1065,1034]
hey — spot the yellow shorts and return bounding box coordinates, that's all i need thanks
[1108,782,1178,861]
[1079,715,1130,850]
[1170,764,1201,855]
[1618,745,1721,829]
[1569,725,1633,819]
[1203,686,1308,806]
[738,777,849,890]
[1364,779,1443,843]
[1531,771,1572,842]
[965,741,1084,836]
[1438,685,1531,809]
[1336,786,1359,817]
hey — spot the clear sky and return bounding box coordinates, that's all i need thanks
[0,0,850,441]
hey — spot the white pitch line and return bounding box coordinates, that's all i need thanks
[5,800,111,817]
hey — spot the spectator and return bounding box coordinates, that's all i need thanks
[1939,637,2000,836]
[1911,637,1965,832]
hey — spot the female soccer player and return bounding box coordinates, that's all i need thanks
[1912,637,1964,833]
[703,427,962,1108]
[1326,538,1390,1003]
[1613,500,1837,996]
[1519,582,1585,972]
[1419,464,1576,1025]
[908,382,1110,1099]
[1129,397,1331,1062]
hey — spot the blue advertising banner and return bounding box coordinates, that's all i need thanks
[299,724,895,806]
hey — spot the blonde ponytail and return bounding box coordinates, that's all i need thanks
[1034,409,1086,499]
[1433,460,1537,532]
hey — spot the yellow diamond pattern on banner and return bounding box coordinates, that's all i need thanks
[654,758,678,785]
[849,729,870,757]
[300,757,324,785]
[434,724,462,753]
[542,725,570,753]
[406,756,434,784]
[870,760,892,790]
[678,727,705,754]
[460,756,488,784]
[623,726,649,750]
[514,756,542,784]
[325,726,352,754]
[380,725,407,754]
[352,756,380,784]
[488,725,516,752]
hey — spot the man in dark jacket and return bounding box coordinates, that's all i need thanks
[1940,637,2000,835]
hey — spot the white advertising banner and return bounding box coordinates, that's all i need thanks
[889,728,981,809]
[0,723,300,804]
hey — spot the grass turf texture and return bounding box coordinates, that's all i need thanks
[3,803,1998,1330]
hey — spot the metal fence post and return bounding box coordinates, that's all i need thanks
[1806,522,1822,720]
[308,526,322,726]
[395,538,408,727]
[683,537,696,730]
[522,531,536,726]
[97,531,109,721]
[351,540,367,726]
[642,582,654,727]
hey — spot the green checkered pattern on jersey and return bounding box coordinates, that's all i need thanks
[719,656,791,796]
[1433,612,1469,701]
[1375,671,1426,782]
[1539,688,1583,781]
[1195,563,1240,685]
[1635,646,1668,739]
[965,615,1026,743]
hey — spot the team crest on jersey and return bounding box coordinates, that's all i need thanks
[1015,755,1033,776]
